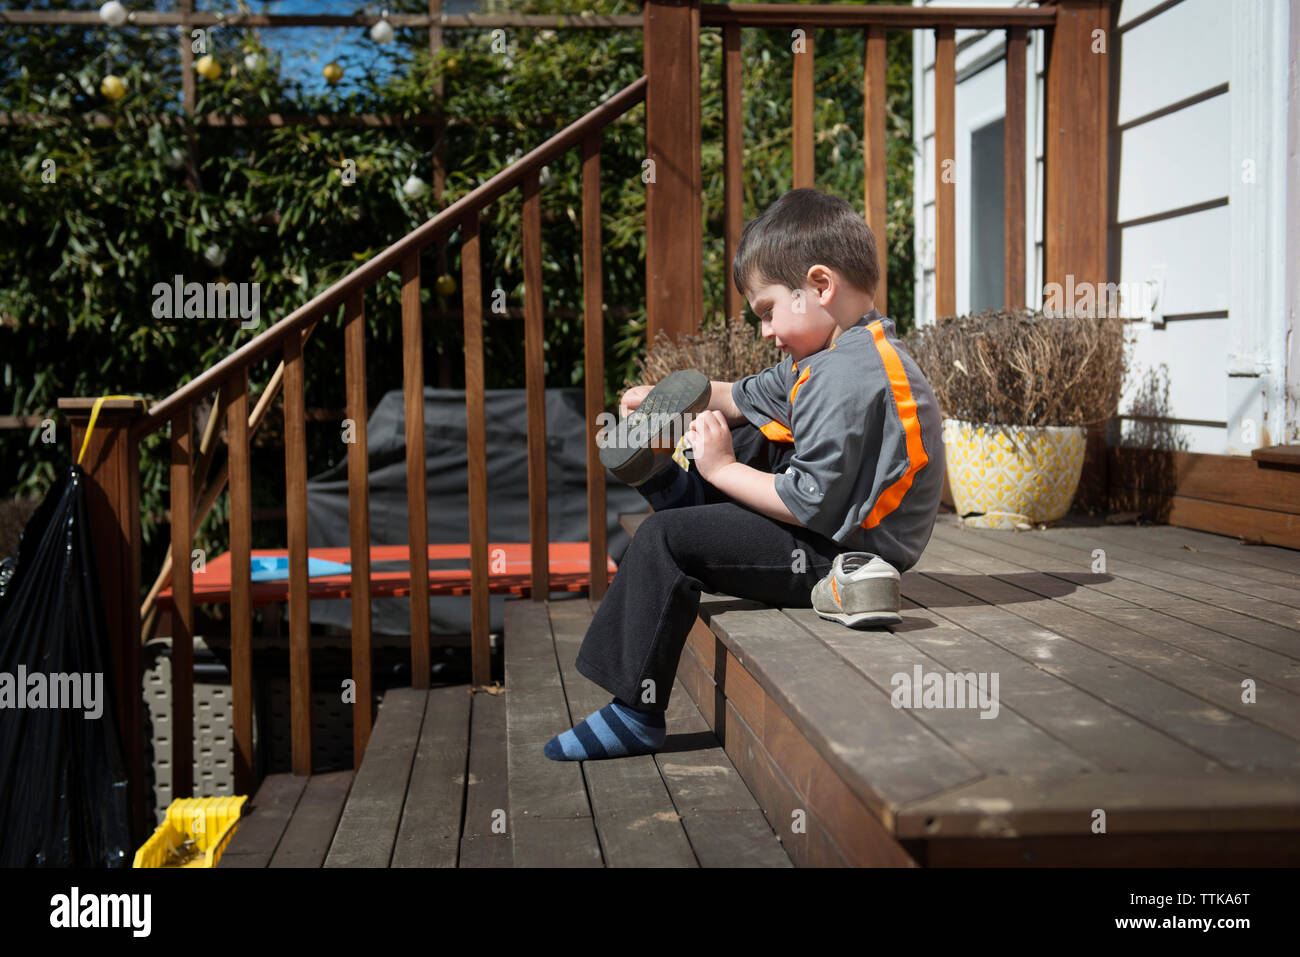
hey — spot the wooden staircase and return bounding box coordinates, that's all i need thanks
[219,594,791,867]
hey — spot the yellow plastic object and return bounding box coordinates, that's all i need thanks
[133,796,248,868]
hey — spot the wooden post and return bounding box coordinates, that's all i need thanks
[1004,26,1027,309]
[863,25,887,315]
[792,23,814,188]
[644,0,703,345]
[934,25,956,320]
[1045,0,1111,509]
[58,396,148,846]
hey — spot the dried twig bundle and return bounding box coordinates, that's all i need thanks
[903,308,1127,427]
[627,313,782,388]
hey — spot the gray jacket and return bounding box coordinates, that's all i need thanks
[731,310,945,572]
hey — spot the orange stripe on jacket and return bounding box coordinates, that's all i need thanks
[788,364,811,404]
[759,419,794,443]
[861,321,929,530]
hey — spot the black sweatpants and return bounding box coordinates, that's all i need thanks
[574,422,848,715]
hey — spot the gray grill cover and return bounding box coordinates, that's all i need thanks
[306,388,643,639]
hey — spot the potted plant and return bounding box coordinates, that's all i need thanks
[905,308,1127,529]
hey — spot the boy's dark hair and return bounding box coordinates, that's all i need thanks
[732,187,880,302]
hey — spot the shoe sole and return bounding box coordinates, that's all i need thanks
[814,608,901,628]
[600,370,711,485]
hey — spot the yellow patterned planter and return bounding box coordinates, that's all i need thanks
[942,418,1087,529]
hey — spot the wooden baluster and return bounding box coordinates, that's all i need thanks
[226,370,254,795]
[402,254,431,689]
[283,330,312,775]
[792,23,814,188]
[461,210,491,687]
[722,21,744,319]
[169,408,194,798]
[581,131,608,601]
[934,25,957,319]
[864,24,888,315]
[344,290,374,762]
[523,169,549,601]
[1004,26,1027,310]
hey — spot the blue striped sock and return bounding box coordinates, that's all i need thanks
[543,700,667,761]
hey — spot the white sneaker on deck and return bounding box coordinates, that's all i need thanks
[810,552,902,628]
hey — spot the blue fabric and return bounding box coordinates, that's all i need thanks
[544,700,667,761]
[249,555,352,582]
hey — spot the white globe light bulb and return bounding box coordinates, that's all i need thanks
[99,2,128,27]
[370,19,395,44]
[402,175,428,198]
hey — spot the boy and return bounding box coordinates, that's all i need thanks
[543,187,944,761]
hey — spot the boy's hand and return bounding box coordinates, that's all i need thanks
[618,385,652,418]
[686,410,736,481]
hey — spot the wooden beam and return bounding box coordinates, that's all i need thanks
[934,25,956,318]
[461,211,492,688]
[1045,1,1111,509]
[722,21,744,319]
[863,24,888,314]
[59,396,149,846]
[169,409,194,799]
[792,23,815,188]
[1004,26,1027,309]
[1044,0,1109,295]
[582,131,608,602]
[226,370,254,796]
[401,254,431,688]
[282,331,312,775]
[522,170,550,600]
[344,291,373,764]
[644,0,703,345]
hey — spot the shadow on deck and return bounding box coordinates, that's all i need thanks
[220,518,1300,867]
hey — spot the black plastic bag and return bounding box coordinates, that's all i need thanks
[0,464,132,867]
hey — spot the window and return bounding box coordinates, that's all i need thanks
[970,118,1005,312]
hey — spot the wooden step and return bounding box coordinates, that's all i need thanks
[504,595,792,866]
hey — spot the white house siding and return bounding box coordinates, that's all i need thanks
[911,0,1295,454]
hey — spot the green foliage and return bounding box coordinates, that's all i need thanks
[0,0,914,579]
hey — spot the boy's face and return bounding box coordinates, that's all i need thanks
[745,274,841,363]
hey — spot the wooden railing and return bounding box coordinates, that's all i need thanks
[60,0,1110,845]
[62,75,645,841]
[647,1,1108,339]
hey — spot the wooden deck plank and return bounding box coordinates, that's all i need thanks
[901,553,1300,772]
[933,521,1300,661]
[1142,523,1300,576]
[391,684,471,868]
[546,596,698,867]
[1035,523,1300,611]
[698,595,985,823]
[217,772,307,868]
[458,688,514,868]
[323,687,426,867]
[888,595,1216,774]
[268,770,353,868]
[504,598,601,866]
[923,535,1300,742]
[1077,523,1300,593]
[783,605,1103,778]
[941,520,1300,630]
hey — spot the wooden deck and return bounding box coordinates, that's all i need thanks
[219,595,792,867]
[219,518,1300,867]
